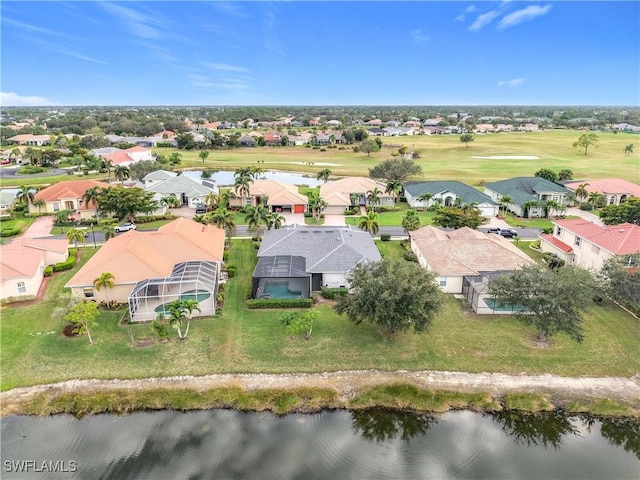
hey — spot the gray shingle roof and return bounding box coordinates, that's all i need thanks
[404,181,497,205]
[258,225,381,273]
[485,177,569,205]
[145,175,216,197]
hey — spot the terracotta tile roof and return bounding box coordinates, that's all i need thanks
[410,226,535,276]
[554,219,640,255]
[104,150,133,165]
[320,177,389,207]
[66,218,225,287]
[563,179,640,197]
[124,146,151,153]
[1,238,68,279]
[540,234,573,253]
[34,180,110,204]
[249,180,308,206]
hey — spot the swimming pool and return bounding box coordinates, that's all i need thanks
[154,290,211,314]
[484,298,528,312]
[262,281,302,299]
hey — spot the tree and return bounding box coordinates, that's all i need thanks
[24,147,43,166]
[166,300,189,340]
[54,209,73,224]
[598,253,640,315]
[66,227,86,249]
[623,143,634,156]
[398,146,408,159]
[244,205,269,234]
[316,168,332,183]
[32,199,46,214]
[280,310,317,340]
[587,191,604,209]
[101,158,114,183]
[358,211,380,235]
[574,183,590,205]
[203,192,219,210]
[499,195,513,217]
[82,186,103,219]
[366,188,382,211]
[99,187,158,222]
[417,192,434,210]
[522,200,540,219]
[15,185,35,207]
[599,198,640,225]
[432,206,488,229]
[93,272,115,303]
[199,150,210,163]
[161,196,180,209]
[233,168,253,205]
[193,214,208,224]
[359,139,380,157]
[266,212,286,230]
[488,265,598,343]
[460,133,474,147]
[534,168,558,183]
[385,180,403,207]
[558,169,573,181]
[114,165,130,186]
[334,259,444,334]
[129,160,160,181]
[65,301,99,344]
[544,200,561,218]
[572,132,599,155]
[103,224,117,241]
[401,209,421,233]
[308,193,327,221]
[210,207,236,236]
[369,158,422,183]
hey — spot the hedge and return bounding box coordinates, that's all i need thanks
[320,286,348,299]
[0,227,21,237]
[246,298,313,309]
[380,234,391,241]
[53,249,77,272]
[43,266,53,277]
[1,295,36,306]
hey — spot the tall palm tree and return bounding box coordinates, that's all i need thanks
[266,212,286,230]
[385,180,403,207]
[522,200,540,219]
[574,183,590,206]
[24,147,42,166]
[316,168,332,183]
[623,144,634,156]
[66,227,86,249]
[499,195,513,217]
[32,199,46,214]
[10,147,21,163]
[210,207,236,237]
[219,190,234,208]
[114,165,130,186]
[103,224,117,241]
[82,186,103,220]
[15,185,35,208]
[167,300,188,340]
[203,192,219,211]
[233,168,253,207]
[244,205,269,234]
[101,158,114,183]
[587,191,603,209]
[417,192,434,210]
[93,272,115,303]
[366,187,382,211]
[180,299,201,338]
[358,211,380,236]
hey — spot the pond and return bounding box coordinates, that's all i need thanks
[181,169,324,187]
[1,409,638,479]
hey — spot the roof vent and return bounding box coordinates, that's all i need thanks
[619,229,625,233]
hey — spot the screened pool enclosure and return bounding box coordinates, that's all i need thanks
[462,272,528,315]
[128,260,220,322]
[252,255,311,299]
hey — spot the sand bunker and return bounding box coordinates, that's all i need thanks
[472,155,540,160]
[291,161,340,166]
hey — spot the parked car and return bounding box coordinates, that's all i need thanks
[195,203,207,214]
[487,227,518,238]
[114,222,137,233]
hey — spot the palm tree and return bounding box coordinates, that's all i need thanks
[32,199,46,214]
[574,183,590,206]
[103,224,117,241]
[545,200,561,218]
[203,192,219,211]
[233,168,253,206]
[210,207,236,236]
[55,209,73,225]
[316,168,332,183]
[385,180,403,207]
[499,195,513,217]
[349,193,360,208]
[266,212,286,230]
[101,158,114,183]
[160,196,179,209]
[623,144,634,156]
[114,165,130,186]
[66,227,86,249]
[522,200,540,219]
[167,300,188,340]
[219,190,233,208]
[358,211,380,236]
[180,299,201,338]
[244,205,269,234]
[82,186,103,219]
[10,147,21,163]
[193,214,208,224]
[366,188,382,211]
[93,272,115,303]
[15,185,35,208]
[588,191,604,209]
[401,209,421,233]
[24,147,42,166]
[417,192,434,210]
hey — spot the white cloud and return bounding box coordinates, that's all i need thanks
[497,78,525,87]
[99,3,163,40]
[0,92,53,106]
[3,17,74,38]
[210,2,248,18]
[204,62,248,73]
[411,29,430,43]
[469,11,499,31]
[497,4,552,30]
[455,5,477,22]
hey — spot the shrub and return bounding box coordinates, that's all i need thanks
[63,322,78,337]
[226,265,238,278]
[312,146,320,150]
[374,206,400,213]
[12,203,26,213]
[251,235,261,242]
[380,234,391,241]
[0,227,21,237]
[304,212,313,218]
[1,294,36,306]
[98,300,123,310]
[321,286,348,299]
[403,251,419,262]
[151,320,170,338]
[246,298,313,309]
[52,249,77,272]
[223,251,229,262]
[43,265,53,277]
[320,148,326,152]
[18,165,46,174]
[579,202,593,211]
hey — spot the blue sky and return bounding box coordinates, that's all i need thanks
[1,1,639,106]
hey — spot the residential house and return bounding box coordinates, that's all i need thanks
[365,119,382,126]
[474,124,495,133]
[367,128,386,136]
[382,127,414,136]
[28,179,110,219]
[1,238,69,300]
[410,226,535,314]
[484,177,571,217]
[0,189,18,215]
[263,132,282,146]
[238,135,256,147]
[540,219,640,270]
[252,225,382,298]
[143,170,218,208]
[91,146,153,167]
[327,120,342,127]
[320,177,393,214]
[6,134,51,146]
[424,118,443,126]
[404,181,499,217]
[65,218,225,321]
[562,178,640,206]
[403,120,422,128]
[422,126,445,135]
[229,179,308,213]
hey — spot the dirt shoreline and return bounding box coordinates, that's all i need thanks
[2,370,640,417]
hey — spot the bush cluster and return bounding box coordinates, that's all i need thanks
[43,266,53,277]
[0,226,21,237]
[403,251,419,262]
[99,300,123,310]
[579,202,593,211]
[225,265,237,278]
[246,298,313,309]
[1,294,36,306]
[380,234,391,241]
[320,286,348,299]
[53,249,77,272]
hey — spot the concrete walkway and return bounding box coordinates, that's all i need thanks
[566,207,604,226]
[323,214,346,226]
[21,216,54,238]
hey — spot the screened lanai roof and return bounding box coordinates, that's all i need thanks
[253,255,308,278]
[130,260,219,297]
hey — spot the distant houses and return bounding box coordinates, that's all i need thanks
[320,177,393,214]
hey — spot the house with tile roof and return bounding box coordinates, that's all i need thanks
[410,226,535,296]
[484,177,571,217]
[1,238,69,300]
[540,219,640,270]
[143,170,218,208]
[320,177,393,214]
[252,225,381,298]
[229,179,308,214]
[28,179,110,219]
[562,178,640,206]
[6,134,51,146]
[91,145,152,167]
[65,218,225,321]
[0,189,18,215]
[404,181,499,217]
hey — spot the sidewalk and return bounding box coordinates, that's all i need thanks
[21,216,54,238]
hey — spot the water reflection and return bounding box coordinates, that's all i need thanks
[599,416,640,459]
[488,410,580,449]
[351,408,437,442]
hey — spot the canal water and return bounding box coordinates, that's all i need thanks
[1,409,638,479]
[181,170,324,187]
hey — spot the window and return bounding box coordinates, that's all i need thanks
[556,227,563,236]
[553,195,560,202]
[53,203,60,212]
[439,277,447,287]
[609,196,616,205]
[17,282,26,294]
[245,197,252,206]
[574,236,582,247]
[83,288,94,298]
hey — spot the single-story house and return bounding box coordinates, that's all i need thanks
[320,177,393,214]
[410,226,535,313]
[238,135,256,147]
[6,134,51,146]
[1,189,18,215]
[484,177,571,217]
[404,181,499,217]
[1,238,69,300]
[91,146,152,166]
[252,225,382,298]
[229,179,308,213]
[540,219,640,270]
[29,179,110,219]
[143,170,218,207]
[65,218,225,321]
[562,178,640,206]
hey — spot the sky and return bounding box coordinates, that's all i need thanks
[1,1,639,106]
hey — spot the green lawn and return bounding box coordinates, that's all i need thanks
[346,204,434,227]
[0,213,36,237]
[2,240,639,391]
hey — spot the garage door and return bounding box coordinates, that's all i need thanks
[294,204,305,213]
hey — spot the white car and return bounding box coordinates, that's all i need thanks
[114,222,137,233]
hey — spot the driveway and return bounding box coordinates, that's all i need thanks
[566,207,604,226]
[171,207,196,219]
[483,216,511,229]
[281,212,305,226]
[22,216,54,238]
[323,214,346,226]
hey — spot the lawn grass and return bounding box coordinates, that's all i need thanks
[2,240,639,391]
[514,241,547,263]
[0,213,35,234]
[346,204,434,227]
